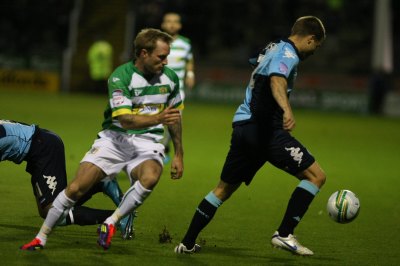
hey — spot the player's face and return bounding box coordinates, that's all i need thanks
[161,14,181,36]
[143,40,170,75]
[299,36,323,60]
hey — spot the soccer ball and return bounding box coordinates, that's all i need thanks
[327,190,360,223]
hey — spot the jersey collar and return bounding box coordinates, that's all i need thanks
[281,38,300,58]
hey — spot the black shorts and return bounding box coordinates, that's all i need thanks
[25,127,67,208]
[220,122,315,185]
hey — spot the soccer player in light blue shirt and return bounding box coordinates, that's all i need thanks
[0,120,132,249]
[175,16,327,256]
[0,120,35,163]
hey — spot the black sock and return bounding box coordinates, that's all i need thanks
[75,182,104,206]
[277,187,315,237]
[182,198,218,248]
[71,206,114,225]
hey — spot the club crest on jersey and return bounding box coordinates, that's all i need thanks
[159,87,168,94]
[283,48,296,59]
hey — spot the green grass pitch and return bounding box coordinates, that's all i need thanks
[0,90,399,265]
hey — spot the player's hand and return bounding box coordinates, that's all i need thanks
[185,76,195,90]
[283,110,296,131]
[159,106,181,126]
[170,155,183,179]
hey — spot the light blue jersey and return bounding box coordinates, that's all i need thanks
[0,120,36,163]
[233,39,300,128]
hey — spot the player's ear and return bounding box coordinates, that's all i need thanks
[140,49,149,58]
[307,35,317,45]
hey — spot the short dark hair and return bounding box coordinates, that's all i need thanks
[291,16,326,41]
[134,28,173,58]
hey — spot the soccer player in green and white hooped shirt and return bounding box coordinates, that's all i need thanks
[21,28,184,251]
[161,12,195,161]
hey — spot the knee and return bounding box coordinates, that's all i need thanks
[140,175,160,190]
[301,162,327,189]
[135,163,162,190]
[66,181,85,201]
[316,172,327,188]
[213,182,240,201]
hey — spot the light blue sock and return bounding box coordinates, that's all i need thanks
[205,191,223,208]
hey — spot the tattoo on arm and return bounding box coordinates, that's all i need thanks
[167,121,183,156]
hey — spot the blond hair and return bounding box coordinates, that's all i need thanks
[134,28,173,58]
[291,16,326,41]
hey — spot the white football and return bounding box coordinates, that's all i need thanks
[327,190,360,223]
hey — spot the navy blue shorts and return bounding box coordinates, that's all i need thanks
[220,122,315,185]
[25,128,67,208]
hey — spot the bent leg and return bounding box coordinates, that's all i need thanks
[277,161,327,236]
[66,162,106,201]
[69,206,114,225]
[35,162,105,244]
[104,160,162,225]
[297,161,326,188]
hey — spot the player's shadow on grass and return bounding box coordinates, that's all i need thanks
[205,245,269,258]
[204,245,342,264]
[0,222,38,232]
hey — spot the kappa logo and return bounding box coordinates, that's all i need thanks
[283,48,296,59]
[285,147,303,166]
[43,175,57,195]
[293,216,301,222]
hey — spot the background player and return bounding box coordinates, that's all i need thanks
[174,16,327,256]
[161,12,195,162]
[21,28,184,251]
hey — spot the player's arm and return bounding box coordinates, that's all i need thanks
[118,106,181,130]
[270,75,295,131]
[168,118,184,179]
[185,58,195,89]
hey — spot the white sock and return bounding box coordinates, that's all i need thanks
[105,181,151,225]
[36,190,76,245]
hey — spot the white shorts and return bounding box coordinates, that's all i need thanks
[81,130,165,182]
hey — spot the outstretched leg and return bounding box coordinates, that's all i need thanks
[21,162,105,250]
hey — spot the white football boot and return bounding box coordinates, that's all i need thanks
[174,243,201,254]
[271,231,314,256]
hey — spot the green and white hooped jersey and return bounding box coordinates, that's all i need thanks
[167,35,193,90]
[102,61,183,141]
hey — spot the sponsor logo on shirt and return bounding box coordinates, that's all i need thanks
[112,89,124,106]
